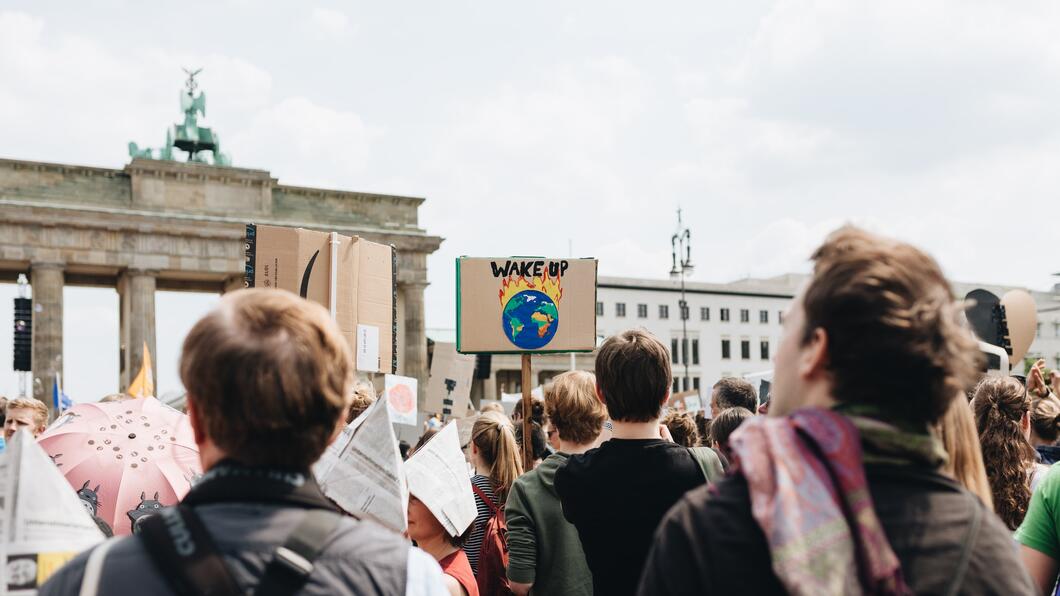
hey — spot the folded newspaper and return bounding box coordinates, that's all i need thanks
[314,398,408,533]
[404,422,477,537]
[2,430,105,595]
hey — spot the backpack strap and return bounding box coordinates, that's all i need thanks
[472,483,499,515]
[138,506,242,596]
[254,509,343,596]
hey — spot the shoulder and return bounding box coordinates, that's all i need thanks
[963,496,1037,592]
[41,536,170,596]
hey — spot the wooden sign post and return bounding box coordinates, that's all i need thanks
[521,354,533,471]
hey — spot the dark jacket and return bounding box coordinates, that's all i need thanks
[638,464,1036,595]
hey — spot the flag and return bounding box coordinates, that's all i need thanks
[128,341,155,398]
[52,372,72,413]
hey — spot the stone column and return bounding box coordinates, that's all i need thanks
[119,269,157,393]
[401,281,429,407]
[30,263,63,416]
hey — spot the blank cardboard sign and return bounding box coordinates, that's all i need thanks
[245,224,396,372]
[457,257,598,353]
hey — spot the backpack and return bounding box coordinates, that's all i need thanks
[471,483,514,596]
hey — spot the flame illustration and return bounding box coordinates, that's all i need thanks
[499,269,564,306]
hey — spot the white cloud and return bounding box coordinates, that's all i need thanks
[307,7,351,38]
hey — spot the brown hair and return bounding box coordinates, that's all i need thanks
[180,289,353,469]
[1030,396,1060,445]
[545,371,606,445]
[471,411,523,502]
[712,378,758,412]
[6,398,48,428]
[662,411,700,447]
[803,226,980,425]
[409,429,438,457]
[972,376,1036,530]
[595,329,672,422]
[346,380,377,424]
[99,393,133,403]
[936,395,993,510]
[710,407,754,459]
[512,396,545,425]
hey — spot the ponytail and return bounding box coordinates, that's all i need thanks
[472,411,524,502]
[1031,396,1060,444]
[972,377,1035,530]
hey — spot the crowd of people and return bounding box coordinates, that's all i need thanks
[2,224,1057,594]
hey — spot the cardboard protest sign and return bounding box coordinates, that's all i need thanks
[426,343,476,420]
[457,257,598,353]
[315,399,408,533]
[245,224,396,373]
[404,422,477,537]
[668,391,701,413]
[2,430,104,595]
[385,375,419,426]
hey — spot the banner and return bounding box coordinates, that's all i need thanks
[425,343,475,420]
[314,399,408,533]
[245,224,396,373]
[384,375,418,426]
[456,257,598,353]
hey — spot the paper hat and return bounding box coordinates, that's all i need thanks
[404,422,477,537]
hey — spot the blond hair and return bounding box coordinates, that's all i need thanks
[661,411,700,448]
[180,289,353,468]
[471,411,523,502]
[936,396,993,510]
[545,370,606,445]
[6,398,48,428]
[346,380,377,423]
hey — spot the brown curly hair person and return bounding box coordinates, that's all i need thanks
[972,376,1037,530]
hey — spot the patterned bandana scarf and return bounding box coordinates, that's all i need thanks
[729,408,921,596]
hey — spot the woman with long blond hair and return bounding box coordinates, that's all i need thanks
[935,395,993,510]
[463,411,523,575]
[972,376,1048,530]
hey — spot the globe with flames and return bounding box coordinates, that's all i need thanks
[499,273,563,350]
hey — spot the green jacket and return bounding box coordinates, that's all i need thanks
[505,452,593,596]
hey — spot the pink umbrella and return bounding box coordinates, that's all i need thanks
[38,397,202,536]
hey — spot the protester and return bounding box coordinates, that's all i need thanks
[41,289,446,595]
[4,397,48,441]
[347,380,377,423]
[936,395,994,509]
[709,406,753,464]
[972,375,1049,529]
[661,411,699,447]
[543,420,561,452]
[708,377,757,418]
[555,329,708,596]
[407,495,478,596]
[410,428,439,458]
[514,422,549,469]
[694,410,710,443]
[512,396,545,426]
[1031,396,1060,465]
[506,370,605,596]
[481,402,505,415]
[465,411,523,575]
[639,226,1034,595]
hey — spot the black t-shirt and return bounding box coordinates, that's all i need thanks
[638,464,1037,596]
[555,438,705,596]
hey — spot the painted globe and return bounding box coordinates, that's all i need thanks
[501,290,559,349]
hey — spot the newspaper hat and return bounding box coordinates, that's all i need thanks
[404,422,477,537]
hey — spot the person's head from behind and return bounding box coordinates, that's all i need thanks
[470,411,523,500]
[972,376,1036,530]
[710,378,757,418]
[1029,396,1060,447]
[481,402,505,415]
[594,329,671,423]
[661,411,699,448]
[710,407,753,461]
[545,370,607,449]
[4,398,48,441]
[512,396,545,425]
[771,226,979,427]
[346,380,377,424]
[180,289,353,470]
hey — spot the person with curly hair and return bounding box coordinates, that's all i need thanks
[972,376,1049,530]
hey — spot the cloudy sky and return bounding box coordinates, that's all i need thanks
[2,1,1059,401]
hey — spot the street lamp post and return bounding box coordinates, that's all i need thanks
[670,209,694,394]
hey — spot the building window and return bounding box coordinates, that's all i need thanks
[741,340,750,360]
[692,339,700,365]
[616,303,626,318]
[680,302,690,321]
[659,305,670,319]
[700,307,710,321]
[673,379,679,394]
[671,338,679,364]
[637,303,648,318]
[740,309,750,323]
[760,340,770,360]
[596,302,604,317]
[759,310,768,324]
[779,311,785,324]
[721,308,730,322]
[721,339,731,359]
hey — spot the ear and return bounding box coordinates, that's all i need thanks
[94,485,101,493]
[185,397,207,446]
[799,327,830,380]
[81,481,90,490]
[153,492,159,500]
[140,491,146,500]
[595,384,607,404]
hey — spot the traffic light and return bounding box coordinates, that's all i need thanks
[13,297,31,372]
